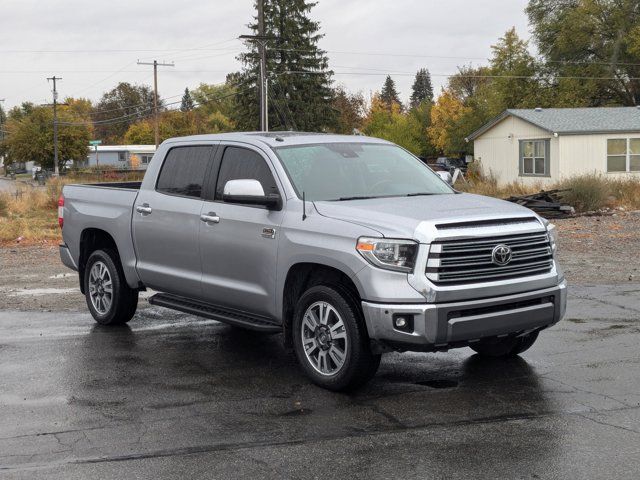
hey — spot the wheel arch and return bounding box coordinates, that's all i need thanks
[281,262,364,350]
[77,228,125,293]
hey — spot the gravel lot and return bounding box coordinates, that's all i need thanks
[1,212,638,312]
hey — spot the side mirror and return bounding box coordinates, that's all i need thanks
[222,179,281,209]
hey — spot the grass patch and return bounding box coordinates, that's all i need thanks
[0,187,60,244]
[0,171,144,245]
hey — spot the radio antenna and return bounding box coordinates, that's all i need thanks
[302,191,307,221]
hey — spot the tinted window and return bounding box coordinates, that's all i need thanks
[156,146,212,198]
[215,147,279,200]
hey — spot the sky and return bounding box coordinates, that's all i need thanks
[0,0,531,111]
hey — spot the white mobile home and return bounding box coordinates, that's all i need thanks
[467,107,640,185]
[85,145,156,169]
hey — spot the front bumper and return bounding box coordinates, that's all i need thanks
[362,280,567,352]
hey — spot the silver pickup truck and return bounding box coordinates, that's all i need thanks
[59,132,566,391]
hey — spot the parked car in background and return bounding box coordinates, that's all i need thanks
[428,164,453,185]
[59,133,566,391]
[435,156,468,173]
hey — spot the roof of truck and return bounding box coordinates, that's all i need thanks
[162,132,391,148]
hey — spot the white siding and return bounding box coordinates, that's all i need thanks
[558,133,640,180]
[473,116,557,186]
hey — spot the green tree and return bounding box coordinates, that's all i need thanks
[3,104,90,171]
[235,0,335,131]
[527,0,640,105]
[488,27,544,111]
[428,89,471,156]
[180,88,195,112]
[191,81,238,119]
[448,65,492,102]
[94,82,156,144]
[363,95,424,155]
[125,109,234,144]
[409,68,434,108]
[380,75,401,110]
[331,85,366,134]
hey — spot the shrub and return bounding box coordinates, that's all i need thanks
[606,177,640,210]
[555,174,610,212]
[0,194,7,217]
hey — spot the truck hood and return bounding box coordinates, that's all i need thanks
[313,193,540,240]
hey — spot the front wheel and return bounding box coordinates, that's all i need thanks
[84,249,138,325]
[293,285,380,391]
[470,331,539,358]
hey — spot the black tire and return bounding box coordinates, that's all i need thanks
[84,249,138,325]
[292,285,380,391]
[470,331,539,358]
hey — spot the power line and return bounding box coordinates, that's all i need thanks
[0,46,240,54]
[281,70,640,81]
[57,87,246,127]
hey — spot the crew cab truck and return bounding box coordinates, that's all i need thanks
[59,133,566,391]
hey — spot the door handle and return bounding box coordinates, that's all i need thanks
[136,204,152,215]
[200,212,220,224]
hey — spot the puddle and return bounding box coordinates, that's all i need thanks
[9,288,78,297]
[415,379,459,389]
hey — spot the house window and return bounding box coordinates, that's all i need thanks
[520,140,548,176]
[140,155,153,164]
[608,138,640,173]
[118,152,126,162]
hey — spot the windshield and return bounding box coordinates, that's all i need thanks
[274,143,454,201]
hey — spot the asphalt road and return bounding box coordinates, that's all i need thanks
[0,284,639,479]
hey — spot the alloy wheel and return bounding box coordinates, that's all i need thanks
[301,301,348,376]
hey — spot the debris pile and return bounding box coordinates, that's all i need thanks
[505,189,575,218]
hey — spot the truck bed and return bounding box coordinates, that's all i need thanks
[61,183,142,288]
[75,181,142,190]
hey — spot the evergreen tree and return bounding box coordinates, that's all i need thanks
[380,75,401,110]
[180,87,195,112]
[235,0,335,131]
[409,68,433,108]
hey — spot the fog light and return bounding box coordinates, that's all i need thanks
[392,314,414,332]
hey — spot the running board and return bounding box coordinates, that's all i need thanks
[148,293,281,333]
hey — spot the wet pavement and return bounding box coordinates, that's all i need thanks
[0,284,639,479]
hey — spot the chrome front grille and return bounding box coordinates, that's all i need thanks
[426,232,553,284]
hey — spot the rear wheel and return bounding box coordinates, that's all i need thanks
[470,331,539,358]
[293,285,380,391]
[84,249,138,325]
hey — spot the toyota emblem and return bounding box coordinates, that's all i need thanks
[491,244,512,266]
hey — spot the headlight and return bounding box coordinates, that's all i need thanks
[356,237,418,272]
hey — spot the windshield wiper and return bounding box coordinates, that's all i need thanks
[335,195,381,201]
[405,192,438,197]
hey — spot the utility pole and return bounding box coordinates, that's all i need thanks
[240,0,275,131]
[47,76,62,176]
[136,60,174,148]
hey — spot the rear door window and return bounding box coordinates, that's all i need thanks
[156,146,213,198]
